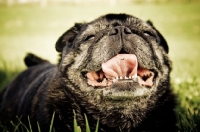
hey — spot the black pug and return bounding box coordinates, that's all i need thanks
[0,13,177,132]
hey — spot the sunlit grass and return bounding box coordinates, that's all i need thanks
[0,1,200,131]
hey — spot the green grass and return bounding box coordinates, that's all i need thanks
[0,111,97,132]
[0,1,200,131]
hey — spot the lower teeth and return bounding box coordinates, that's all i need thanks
[112,76,138,83]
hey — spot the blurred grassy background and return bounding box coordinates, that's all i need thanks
[0,0,200,131]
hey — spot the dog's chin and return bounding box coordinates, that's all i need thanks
[82,54,157,101]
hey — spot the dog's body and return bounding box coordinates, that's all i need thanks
[0,14,177,132]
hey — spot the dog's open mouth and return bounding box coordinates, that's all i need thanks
[85,54,155,88]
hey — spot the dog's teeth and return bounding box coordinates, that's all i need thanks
[116,77,119,80]
[131,74,138,81]
[120,76,123,79]
[135,74,138,78]
[124,76,128,79]
[132,74,137,78]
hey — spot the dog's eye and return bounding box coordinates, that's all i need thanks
[84,35,95,41]
[143,31,155,38]
[68,36,75,43]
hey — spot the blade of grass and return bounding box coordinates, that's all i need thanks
[178,113,185,131]
[16,116,30,132]
[10,121,20,132]
[187,109,197,130]
[94,119,99,132]
[37,122,41,132]
[28,116,32,132]
[73,110,81,132]
[84,114,91,132]
[49,112,55,132]
[0,123,7,132]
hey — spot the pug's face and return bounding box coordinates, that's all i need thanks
[56,14,170,118]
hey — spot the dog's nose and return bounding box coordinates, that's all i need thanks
[109,26,132,36]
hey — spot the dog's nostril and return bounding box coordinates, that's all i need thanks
[124,27,132,34]
[109,26,132,36]
[109,28,118,36]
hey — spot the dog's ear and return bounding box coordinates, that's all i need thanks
[56,23,84,52]
[146,20,169,53]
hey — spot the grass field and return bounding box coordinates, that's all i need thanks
[0,1,200,131]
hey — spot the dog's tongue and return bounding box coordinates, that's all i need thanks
[102,54,138,79]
